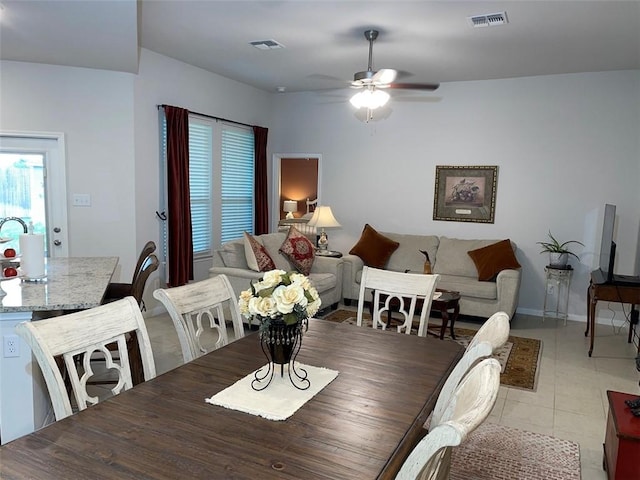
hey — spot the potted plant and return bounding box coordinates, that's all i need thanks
[537,231,584,267]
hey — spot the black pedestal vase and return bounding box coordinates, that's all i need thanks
[252,319,310,391]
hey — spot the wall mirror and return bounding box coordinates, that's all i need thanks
[272,153,321,230]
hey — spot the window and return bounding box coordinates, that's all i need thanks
[160,115,254,262]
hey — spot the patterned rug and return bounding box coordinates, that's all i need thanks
[450,423,581,479]
[320,309,542,391]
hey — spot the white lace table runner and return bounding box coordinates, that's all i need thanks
[205,363,339,421]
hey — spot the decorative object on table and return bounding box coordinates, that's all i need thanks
[537,231,584,268]
[433,165,498,223]
[283,199,297,219]
[238,269,321,391]
[19,223,46,281]
[419,249,432,273]
[306,205,341,250]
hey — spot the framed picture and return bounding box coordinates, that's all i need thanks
[433,165,498,223]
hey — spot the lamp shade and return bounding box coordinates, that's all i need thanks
[307,206,341,229]
[283,200,297,213]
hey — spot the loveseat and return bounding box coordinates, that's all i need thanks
[209,232,343,313]
[342,227,521,319]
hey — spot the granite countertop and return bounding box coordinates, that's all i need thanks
[0,257,118,312]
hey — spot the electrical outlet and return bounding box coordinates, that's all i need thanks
[3,334,20,358]
[547,284,556,295]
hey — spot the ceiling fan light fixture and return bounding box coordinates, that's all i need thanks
[350,88,390,109]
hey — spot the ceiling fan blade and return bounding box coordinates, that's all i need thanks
[387,82,440,91]
[372,69,397,84]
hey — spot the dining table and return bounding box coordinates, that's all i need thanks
[0,318,463,479]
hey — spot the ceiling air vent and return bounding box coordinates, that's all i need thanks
[467,11,509,28]
[249,39,285,50]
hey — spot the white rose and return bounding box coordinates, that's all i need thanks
[307,297,322,317]
[262,269,286,287]
[238,290,253,316]
[289,272,311,290]
[272,284,307,314]
[248,296,278,318]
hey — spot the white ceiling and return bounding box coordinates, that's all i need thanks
[1,1,639,93]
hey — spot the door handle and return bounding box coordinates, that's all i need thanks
[53,240,62,246]
[53,227,61,233]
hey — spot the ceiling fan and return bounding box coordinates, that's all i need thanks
[349,30,439,116]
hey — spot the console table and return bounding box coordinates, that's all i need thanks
[604,390,640,480]
[585,272,640,357]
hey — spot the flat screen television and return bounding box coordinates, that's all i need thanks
[598,204,617,283]
[594,203,640,285]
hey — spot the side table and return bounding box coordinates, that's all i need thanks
[603,390,640,479]
[543,265,572,325]
[315,250,342,258]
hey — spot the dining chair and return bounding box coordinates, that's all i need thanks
[103,240,157,309]
[429,311,510,428]
[356,266,439,335]
[153,275,245,363]
[15,297,156,421]
[396,358,501,480]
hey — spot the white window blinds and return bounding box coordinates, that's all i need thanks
[188,121,214,257]
[221,125,254,243]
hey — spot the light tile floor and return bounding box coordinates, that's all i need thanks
[144,309,640,480]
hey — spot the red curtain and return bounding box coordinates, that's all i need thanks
[164,106,193,287]
[253,126,269,235]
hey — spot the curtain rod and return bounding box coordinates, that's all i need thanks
[157,104,253,129]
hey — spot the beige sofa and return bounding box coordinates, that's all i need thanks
[209,232,343,312]
[342,233,521,319]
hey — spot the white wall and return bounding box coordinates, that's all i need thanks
[133,49,273,302]
[0,52,274,313]
[0,60,138,276]
[269,70,640,322]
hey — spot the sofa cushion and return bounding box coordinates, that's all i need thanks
[467,239,521,281]
[243,232,276,272]
[436,274,498,300]
[433,237,510,278]
[279,226,316,275]
[308,272,336,294]
[383,233,440,274]
[349,224,400,269]
[219,241,248,269]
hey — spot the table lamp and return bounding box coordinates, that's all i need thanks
[283,200,297,219]
[307,205,341,250]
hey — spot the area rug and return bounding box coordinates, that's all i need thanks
[320,309,542,391]
[450,423,581,480]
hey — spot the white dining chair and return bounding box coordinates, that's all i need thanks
[356,266,440,335]
[429,311,510,428]
[153,275,245,363]
[396,358,501,480]
[15,296,156,421]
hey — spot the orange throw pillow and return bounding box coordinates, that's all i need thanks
[349,224,400,269]
[467,239,521,281]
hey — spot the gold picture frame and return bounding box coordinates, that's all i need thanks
[433,165,498,223]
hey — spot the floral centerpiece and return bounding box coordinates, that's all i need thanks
[238,269,321,332]
[239,269,321,390]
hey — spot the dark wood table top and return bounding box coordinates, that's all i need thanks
[0,318,463,480]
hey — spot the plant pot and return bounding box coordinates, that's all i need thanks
[549,252,569,268]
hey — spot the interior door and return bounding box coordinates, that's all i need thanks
[0,133,69,257]
[272,153,321,231]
